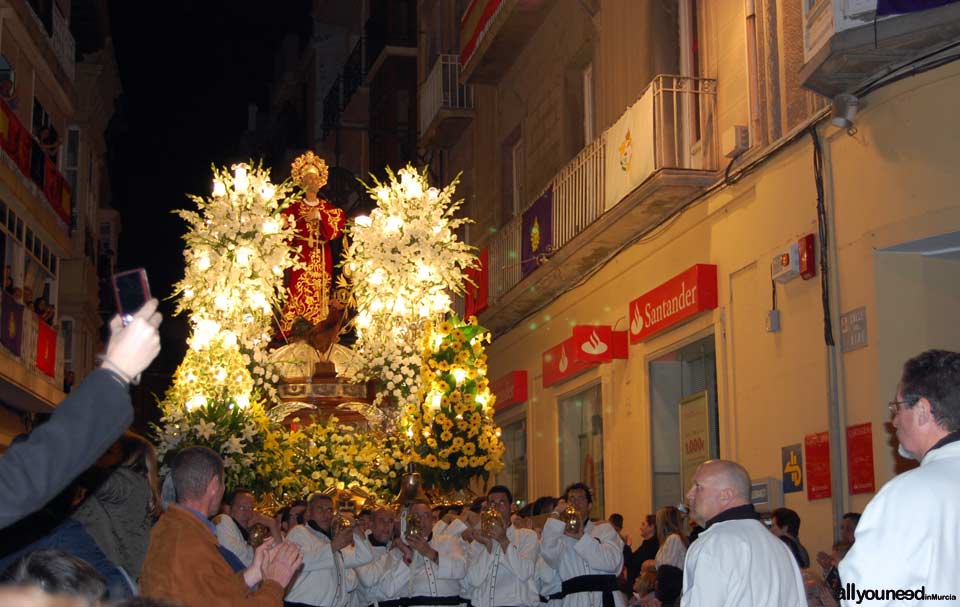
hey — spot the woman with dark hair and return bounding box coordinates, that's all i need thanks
[71,432,161,582]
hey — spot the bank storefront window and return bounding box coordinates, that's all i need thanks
[499,418,527,505]
[558,383,605,517]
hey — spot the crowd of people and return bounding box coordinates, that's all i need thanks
[0,299,958,606]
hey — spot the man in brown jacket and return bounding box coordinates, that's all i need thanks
[141,446,302,606]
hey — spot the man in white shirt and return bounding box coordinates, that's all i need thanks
[468,485,540,607]
[839,350,960,606]
[404,499,468,607]
[681,460,804,607]
[215,488,282,567]
[285,492,374,607]
[355,507,412,607]
[540,483,624,607]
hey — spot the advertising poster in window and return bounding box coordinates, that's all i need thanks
[846,423,875,494]
[804,432,832,500]
[679,391,709,495]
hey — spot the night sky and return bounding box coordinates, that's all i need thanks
[106,1,311,401]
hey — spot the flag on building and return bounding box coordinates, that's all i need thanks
[521,188,553,278]
[465,247,489,317]
[36,317,57,377]
[604,88,655,211]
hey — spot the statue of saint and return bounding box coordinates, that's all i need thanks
[280,151,345,335]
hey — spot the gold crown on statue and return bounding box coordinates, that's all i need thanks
[291,151,329,189]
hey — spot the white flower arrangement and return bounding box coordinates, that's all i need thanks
[172,162,301,401]
[340,165,476,409]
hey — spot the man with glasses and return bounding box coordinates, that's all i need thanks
[216,489,283,567]
[840,350,960,605]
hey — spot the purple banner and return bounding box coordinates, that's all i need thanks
[1,290,24,356]
[877,0,958,15]
[521,188,553,278]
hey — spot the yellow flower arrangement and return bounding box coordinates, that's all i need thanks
[398,315,505,489]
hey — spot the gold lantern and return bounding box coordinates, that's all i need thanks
[559,505,582,534]
[481,506,503,537]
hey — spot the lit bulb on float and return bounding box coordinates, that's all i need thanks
[384,216,404,232]
[212,181,226,197]
[452,368,467,384]
[233,164,249,192]
[416,264,434,280]
[261,218,280,234]
[236,247,252,266]
[235,393,250,408]
[215,367,227,382]
[214,294,230,311]
[197,254,211,271]
[376,187,390,202]
[368,270,385,286]
[259,182,276,201]
[428,390,443,410]
[475,392,489,407]
[185,394,207,411]
[354,215,372,228]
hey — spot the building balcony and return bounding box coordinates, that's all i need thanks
[459,0,553,84]
[23,0,76,81]
[0,98,74,249]
[484,75,718,335]
[419,55,475,148]
[364,4,417,82]
[0,300,65,413]
[801,0,960,97]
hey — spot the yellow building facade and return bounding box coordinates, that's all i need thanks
[418,0,960,554]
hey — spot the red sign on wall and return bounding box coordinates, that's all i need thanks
[491,370,528,412]
[804,432,832,501]
[571,325,629,364]
[465,248,489,318]
[847,423,876,494]
[542,337,596,388]
[629,264,718,343]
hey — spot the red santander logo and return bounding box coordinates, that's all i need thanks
[629,265,718,343]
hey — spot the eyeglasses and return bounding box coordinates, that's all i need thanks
[887,400,913,416]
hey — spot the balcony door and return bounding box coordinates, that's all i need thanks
[679,0,706,169]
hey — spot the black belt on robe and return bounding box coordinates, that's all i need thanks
[560,574,619,607]
[369,596,465,607]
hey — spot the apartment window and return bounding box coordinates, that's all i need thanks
[583,64,595,144]
[558,383,605,517]
[500,127,523,225]
[60,317,74,373]
[64,128,80,215]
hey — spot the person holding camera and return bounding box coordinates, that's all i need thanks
[0,299,162,530]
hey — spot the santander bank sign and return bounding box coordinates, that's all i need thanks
[628,264,718,343]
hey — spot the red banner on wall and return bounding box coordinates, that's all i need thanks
[846,423,876,494]
[491,370,527,412]
[804,432,832,500]
[36,318,57,377]
[629,264,718,343]
[465,248,489,317]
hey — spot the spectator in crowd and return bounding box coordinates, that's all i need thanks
[623,514,657,598]
[141,446,303,606]
[840,350,960,605]
[652,507,687,607]
[2,548,106,607]
[816,513,858,597]
[71,432,161,582]
[682,460,805,606]
[0,299,162,530]
[770,508,810,569]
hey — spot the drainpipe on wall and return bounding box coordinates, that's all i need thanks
[810,123,850,538]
